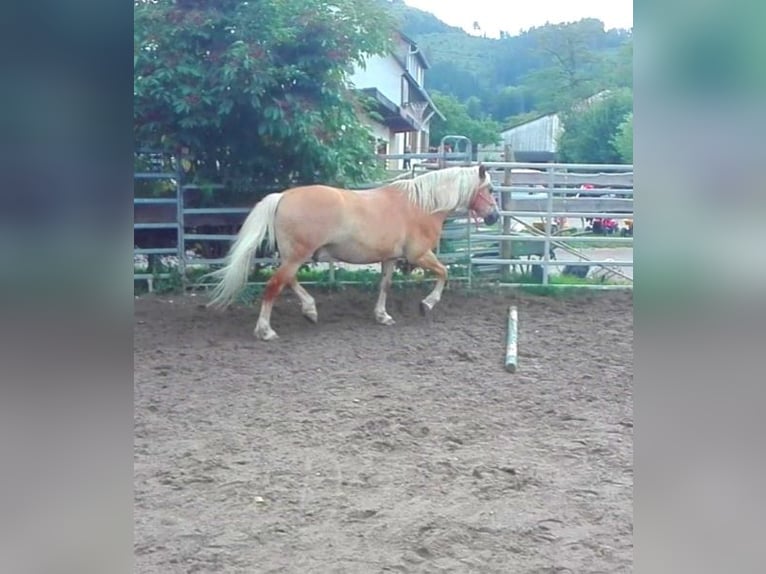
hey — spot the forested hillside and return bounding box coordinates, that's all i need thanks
[386,0,631,122]
[383,0,633,162]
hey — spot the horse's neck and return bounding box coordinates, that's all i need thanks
[421,210,450,229]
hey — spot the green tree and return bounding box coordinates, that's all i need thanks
[523,19,609,113]
[488,85,534,123]
[464,96,483,119]
[134,0,395,192]
[428,92,501,147]
[612,112,633,163]
[607,39,633,89]
[384,8,632,124]
[557,88,633,163]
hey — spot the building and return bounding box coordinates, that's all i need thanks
[350,31,444,169]
[498,113,562,163]
[496,90,612,163]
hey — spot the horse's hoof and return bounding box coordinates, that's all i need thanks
[420,300,433,315]
[376,313,396,326]
[303,310,318,324]
[254,325,279,341]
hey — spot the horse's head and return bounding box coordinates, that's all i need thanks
[469,164,500,226]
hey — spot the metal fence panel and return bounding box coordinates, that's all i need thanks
[133,152,633,291]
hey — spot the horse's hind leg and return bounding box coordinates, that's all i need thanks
[290,279,318,323]
[254,259,303,341]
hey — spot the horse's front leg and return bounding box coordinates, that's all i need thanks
[374,259,396,325]
[414,250,448,315]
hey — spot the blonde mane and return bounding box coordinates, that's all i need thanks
[387,165,483,214]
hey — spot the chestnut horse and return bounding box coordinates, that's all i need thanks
[205,164,499,340]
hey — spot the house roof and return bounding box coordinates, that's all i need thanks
[400,69,444,121]
[397,30,431,69]
[501,112,554,134]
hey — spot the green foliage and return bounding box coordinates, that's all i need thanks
[608,40,633,89]
[521,19,614,113]
[409,18,631,123]
[557,88,634,164]
[419,33,498,93]
[384,0,461,36]
[489,85,535,124]
[134,0,395,193]
[152,267,185,294]
[612,112,633,163]
[428,92,501,147]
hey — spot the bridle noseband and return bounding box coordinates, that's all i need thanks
[469,185,495,228]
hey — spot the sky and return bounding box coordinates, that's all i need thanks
[402,0,633,38]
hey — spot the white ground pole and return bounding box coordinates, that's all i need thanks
[505,305,518,373]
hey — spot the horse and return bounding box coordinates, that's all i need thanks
[204,164,500,340]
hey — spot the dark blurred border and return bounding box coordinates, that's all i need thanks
[0,1,134,573]
[636,1,766,572]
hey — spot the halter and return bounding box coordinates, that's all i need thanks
[468,185,495,230]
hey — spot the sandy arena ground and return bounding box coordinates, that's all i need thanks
[135,287,633,573]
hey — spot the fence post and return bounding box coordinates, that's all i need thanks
[464,139,473,165]
[500,145,514,277]
[466,210,472,289]
[175,154,186,289]
[542,165,554,285]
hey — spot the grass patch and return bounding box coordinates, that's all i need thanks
[472,265,632,297]
[136,259,629,300]
[134,266,184,295]
[557,235,633,249]
[514,282,632,297]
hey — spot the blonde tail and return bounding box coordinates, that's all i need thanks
[205,192,283,308]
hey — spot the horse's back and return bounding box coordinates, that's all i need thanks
[275,184,348,234]
[282,183,344,200]
[280,184,400,215]
[278,184,345,213]
[274,184,408,260]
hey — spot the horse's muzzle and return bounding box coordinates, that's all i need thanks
[484,209,500,226]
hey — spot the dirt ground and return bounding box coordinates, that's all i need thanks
[135,286,633,573]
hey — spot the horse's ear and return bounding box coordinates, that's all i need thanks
[478,163,487,179]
